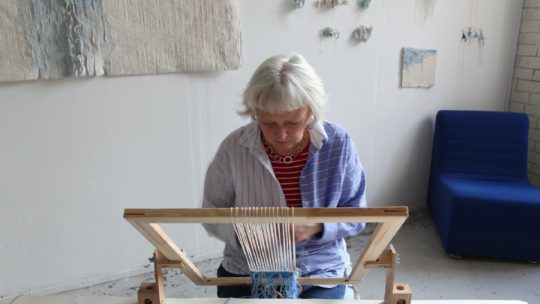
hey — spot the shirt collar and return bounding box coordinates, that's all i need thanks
[308,120,327,150]
[239,119,328,153]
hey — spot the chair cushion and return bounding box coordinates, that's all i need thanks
[435,175,540,260]
[441,176,540,207]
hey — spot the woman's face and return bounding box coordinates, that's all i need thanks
[256,106,312,155]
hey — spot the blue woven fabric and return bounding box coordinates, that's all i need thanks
[428,110,540,261]
[250,271,301,299]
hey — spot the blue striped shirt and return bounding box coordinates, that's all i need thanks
[202,120,367,284]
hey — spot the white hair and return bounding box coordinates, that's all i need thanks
[239,53,327,122]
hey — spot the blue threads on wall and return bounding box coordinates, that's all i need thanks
[461,27,485,46]
[458,27,486,67]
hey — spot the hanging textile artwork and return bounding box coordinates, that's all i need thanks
[0,0,243,82]
[401,47,437,88]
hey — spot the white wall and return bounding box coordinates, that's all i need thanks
[0,0,522,301]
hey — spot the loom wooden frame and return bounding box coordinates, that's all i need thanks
[123,207,409,286]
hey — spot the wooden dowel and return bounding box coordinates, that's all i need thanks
[124,207,409,224]
[202,276,351,286]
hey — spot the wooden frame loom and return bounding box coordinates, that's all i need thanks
[123,207,411,304]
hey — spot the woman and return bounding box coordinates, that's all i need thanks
[202,53,367,299]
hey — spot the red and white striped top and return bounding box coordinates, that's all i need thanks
[265,143,310,207]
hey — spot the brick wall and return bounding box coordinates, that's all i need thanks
[509,0,540,186]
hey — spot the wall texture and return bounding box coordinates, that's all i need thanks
[509,0,540,186]
[0,0,523,302]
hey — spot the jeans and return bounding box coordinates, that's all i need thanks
[216,264,346,299]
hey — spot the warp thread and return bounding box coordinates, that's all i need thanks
[232,207,300,298]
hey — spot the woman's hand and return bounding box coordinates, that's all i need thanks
[293,223,323,243]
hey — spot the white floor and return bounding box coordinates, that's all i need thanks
[58,210,540,303]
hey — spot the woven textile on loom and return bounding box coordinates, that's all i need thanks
[232,207,301,298]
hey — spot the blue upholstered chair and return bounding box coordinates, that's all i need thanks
[427,110,540,261]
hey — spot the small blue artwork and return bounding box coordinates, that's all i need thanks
[358,0,371,9]
[401,47,437,88]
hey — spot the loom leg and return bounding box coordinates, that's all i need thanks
[137,251,165,304]
[137,283,161,304]
[386,283,412,304]
[384,246,412,304]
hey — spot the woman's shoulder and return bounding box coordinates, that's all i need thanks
[217,122,257,151]
[222,125,244,142]
[223,122,255,141]
[322,120,351,141]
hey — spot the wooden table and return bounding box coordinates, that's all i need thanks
[10,295,528,304]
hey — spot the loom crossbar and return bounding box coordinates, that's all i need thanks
[124,207,408,224]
